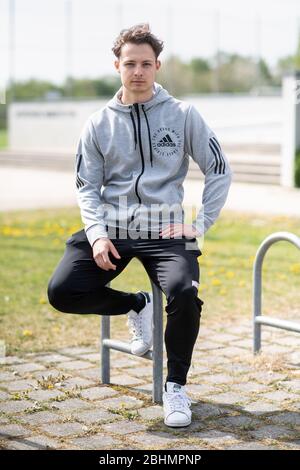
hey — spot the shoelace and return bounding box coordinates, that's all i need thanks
[165,391,192,412]
[128,311,144,339]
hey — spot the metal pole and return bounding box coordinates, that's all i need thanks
[64,0,73,97]
[8,0,15,101]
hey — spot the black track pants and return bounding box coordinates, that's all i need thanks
[47,229,204,386]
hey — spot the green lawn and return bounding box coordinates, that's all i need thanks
[0,129,7,149]
[0,206,300,355]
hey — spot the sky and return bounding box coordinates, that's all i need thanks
[0,0,299,87]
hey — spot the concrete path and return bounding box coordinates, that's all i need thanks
[0,320,300,450]
[0,165,299,217]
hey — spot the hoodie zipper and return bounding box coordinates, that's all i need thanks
[132,103,144,206]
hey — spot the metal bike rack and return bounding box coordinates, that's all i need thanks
[253,231,300,354]
[101,275,164,403]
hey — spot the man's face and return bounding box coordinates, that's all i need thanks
[114,42,161,94]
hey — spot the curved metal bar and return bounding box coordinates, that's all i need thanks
[253,231,300,354]
[101,277,164,404]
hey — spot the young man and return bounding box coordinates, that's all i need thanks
[47,23,232,427]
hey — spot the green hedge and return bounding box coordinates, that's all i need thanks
[295,149,300,188]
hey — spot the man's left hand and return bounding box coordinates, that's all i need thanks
[159,223,201,239]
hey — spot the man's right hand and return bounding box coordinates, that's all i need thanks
[92,238,121,271]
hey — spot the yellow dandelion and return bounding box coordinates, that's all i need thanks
[277,273,287,280]
[211,278,222,286]
[226,271,235,279]
[22,329,33,337]
[39,297,47,304]
[219,288,227,295]
[207,270,216,277]
[289,264,300,274]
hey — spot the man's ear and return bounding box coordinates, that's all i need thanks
[114,60,120,73]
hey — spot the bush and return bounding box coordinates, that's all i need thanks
[295,149,300,188]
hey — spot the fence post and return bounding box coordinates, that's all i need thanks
[281,71,300,187]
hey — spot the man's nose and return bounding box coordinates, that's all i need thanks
[134,67,143,75]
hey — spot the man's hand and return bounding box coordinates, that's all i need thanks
[159,223,201,239]
[92,238,121,271]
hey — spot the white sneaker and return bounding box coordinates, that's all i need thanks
[126,291,153,356]
[163,381,192,427]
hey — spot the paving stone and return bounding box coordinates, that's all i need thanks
[249,425,294,439]
[80,386,118,400]
[188,365,211,375]
[0,400,35,414]
[110,374,146,386]
[221,347,249,357]
[35,354,74,364]
[263,344,292,354]
[0,415,10,424]
[279,379,300,392]
[1,357,26,365]
[127,431,176,447]
[0,391,10,400]
[57,346,97,356]
[188,384,220,395]
[60,377,96,390]
[98,395,144,410]
[11,363,47,374]
[220,363,253,375]
[191,429,239,445]
[215,415,260,429]
[110,357,140,368]
[71,408,121,424]
[4,435,61,450]
[207,392,251,405]
[197,341,223,351]
[0,424,29,437]
[27,389,66,401]
[225,325,252,336]
[18,410,63,425]
[79,353,101,362]
[70,434,118,449]
[76,368,101,381]
[243,402,282,415]
[203,374,234,385]
[230,382,269,393]
[101,421,147,435]
[261,390,299,402]
[50,398,92,412]
[131,383,153,394]
[0,371,21,382]
[192,402,229,419]
[40,421,87,437]
[283,440,300,450]
[123,366,152,376]
[267,412,300,427]
[272,336,300,347]
[211,333,240,343]
[2,379,38,392]
[248,372,288,384]
[137,406,163,420]
[30,369,71,381]
[230,339,253,348]
[226,442,277,450]
[57,361,94,371]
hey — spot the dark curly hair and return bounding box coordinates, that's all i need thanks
[112,23,164,60]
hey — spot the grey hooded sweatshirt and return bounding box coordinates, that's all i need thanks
[75,81,232,247]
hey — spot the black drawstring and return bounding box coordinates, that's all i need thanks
[129,107,137,150]
[129,104,153,167]
[142,104,153,167]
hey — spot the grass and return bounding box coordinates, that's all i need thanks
[0,206,300,356]
[0,129,7,149]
